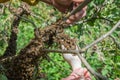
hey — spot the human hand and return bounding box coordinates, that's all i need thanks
[62,68,91,80]
[51,0,87,24]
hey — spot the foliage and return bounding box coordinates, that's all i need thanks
[0,0,120,80]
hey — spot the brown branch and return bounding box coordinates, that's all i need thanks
[72,16,114,26]
[2,5,28,57]
[0,49,80,65]
[83,21,120,51]
[11,2,37,28]
[76,47,107,80]
[41,49,84,54]
[65,0,92,20]
[2,3,30,58]
[83,16,114,23]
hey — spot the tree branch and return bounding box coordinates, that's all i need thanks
[76,48,107,80]
[41,49,84,54]
[83,21,120,51]
[2,5,29,58]
[65,0,92,20]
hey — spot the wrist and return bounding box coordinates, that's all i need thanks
[53,0,72,6]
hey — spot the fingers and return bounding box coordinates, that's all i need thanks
[51,0,72,12]
[72,0,84,2]
[66,15,75,24]
[66,0,87,24]
[84,68,91,80]
[77,68,91,80]
[66,7,87,24]
[75,6,87,20]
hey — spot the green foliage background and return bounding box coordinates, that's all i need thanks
[0,0,120,80]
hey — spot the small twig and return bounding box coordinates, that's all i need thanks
[73,16,114,26]
[41,49,84,54]
[18,15,38,28]
[84,16,114,23]
[8,2,37,28]
[83,21,120,51]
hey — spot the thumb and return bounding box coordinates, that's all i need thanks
[72,0,84,2]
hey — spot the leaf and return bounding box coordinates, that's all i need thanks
[0,74,8,80]
[87,19,96,26]
[102,69,108,76]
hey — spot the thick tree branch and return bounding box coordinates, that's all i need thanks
[3,5,28,57]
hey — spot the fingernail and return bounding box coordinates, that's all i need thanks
[66,20,71,24]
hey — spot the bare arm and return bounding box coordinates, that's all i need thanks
[0,0,87,24]
[0,0,9,3]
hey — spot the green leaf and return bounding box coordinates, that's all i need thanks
[0,74,8,80]
[102,69,108,76]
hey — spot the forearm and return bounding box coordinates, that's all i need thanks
[40,0,52,5]
[0,0,9,3]
[0,0,53,6]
